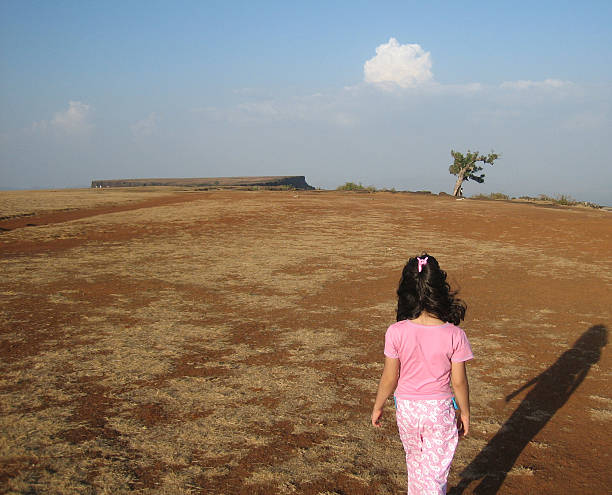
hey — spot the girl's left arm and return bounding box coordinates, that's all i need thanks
[371,357,400,427]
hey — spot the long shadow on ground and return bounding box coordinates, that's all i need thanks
[450,324,608,494]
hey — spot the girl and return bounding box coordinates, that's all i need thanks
[372,254,472,495]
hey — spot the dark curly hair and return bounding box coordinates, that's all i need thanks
[396,253,466,325]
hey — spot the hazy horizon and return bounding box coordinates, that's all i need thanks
[1,1,611,205]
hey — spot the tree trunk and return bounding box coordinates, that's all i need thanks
[452,175,465,197]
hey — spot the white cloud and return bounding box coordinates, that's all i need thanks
[32,101,93,134]
[131,112,159,137]
[364,38,433,89]
[500,79,573,90]
[51,101,92,132]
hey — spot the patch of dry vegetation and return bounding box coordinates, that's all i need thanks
[1,189,611,494]
[0,187,179,219]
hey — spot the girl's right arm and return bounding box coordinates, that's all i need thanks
[451,360,470,436]
[371,357,400,427]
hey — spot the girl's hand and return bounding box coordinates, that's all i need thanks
[371,407,383,427]
[457,413,470,437]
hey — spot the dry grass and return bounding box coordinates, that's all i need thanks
[0,187,180,219]
[1,189,611,494]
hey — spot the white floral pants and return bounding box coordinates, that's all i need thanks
[395,398,458,495]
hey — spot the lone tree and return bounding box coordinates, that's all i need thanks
[449,149,499,197]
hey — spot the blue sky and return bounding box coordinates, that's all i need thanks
[1,1,611,204]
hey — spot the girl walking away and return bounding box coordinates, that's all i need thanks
[372,254,473,495]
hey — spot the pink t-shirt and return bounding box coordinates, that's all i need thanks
[384,319,473,400]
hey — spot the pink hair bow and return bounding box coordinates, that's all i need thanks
[417,256,429,273]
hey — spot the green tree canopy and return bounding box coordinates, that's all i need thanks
[449,150,499,197]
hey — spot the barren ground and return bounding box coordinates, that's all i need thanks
[1,189,610,494]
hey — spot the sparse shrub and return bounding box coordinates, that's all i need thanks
[490,192,510,200]
[533,194,600,208]
[336,182,377,192]
[471,192,510,200]
[556,194,575,206]
[537,194,554,203]
[337,182,361,191]
[538,194,576,206]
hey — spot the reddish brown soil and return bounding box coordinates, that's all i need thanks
[0,190,610,494]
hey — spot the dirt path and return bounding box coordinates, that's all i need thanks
[0,192,202,231]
